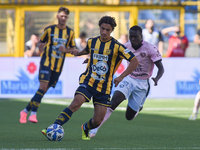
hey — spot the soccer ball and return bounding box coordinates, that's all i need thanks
[46,124,64,141]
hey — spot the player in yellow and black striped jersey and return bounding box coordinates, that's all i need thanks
[48,16,139,140]
[19,6,76,124]
[79,36,135,95]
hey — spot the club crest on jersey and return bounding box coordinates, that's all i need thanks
[92,61,108,75]
[124,49,131,54]
[106,49,111,55]
[140,52,146,57]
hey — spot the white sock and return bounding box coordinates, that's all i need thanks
[193,91,200,114]
[97,107,113,129]
[30,111,37,116]
[23,108,29,114]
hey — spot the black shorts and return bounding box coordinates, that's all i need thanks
[75,84,111,107]
[39,65,61,88]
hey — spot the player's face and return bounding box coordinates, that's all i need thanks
[57,11,68,26]
[129,30,143,47]
[100,23,113,41]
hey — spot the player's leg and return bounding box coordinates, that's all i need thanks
[82,104,107,140]
[19,66,52,123]
[89,91,125,137]
[125,78,149,120]
[189,91,200,120]
[42,85,91,137]
[19,81,48,123]
[28,81,49,123]
[82,92,111,140]
[29,70,61,123]
[90,77,131,137]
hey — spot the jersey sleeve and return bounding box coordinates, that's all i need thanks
[25,45,31,51]
[85,38,92,53]
[149,45,162,62]
[40,28,49,43]
[68,30,76,48]
[118,44,135,62]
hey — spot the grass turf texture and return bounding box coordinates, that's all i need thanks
[0,98,200,150]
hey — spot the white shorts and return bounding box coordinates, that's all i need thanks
[115,76,150,112]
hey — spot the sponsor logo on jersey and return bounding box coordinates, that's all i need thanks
[93,54,108,61]
[124,49,131,54]
[53,38,67,43]
[92,61,108,75]
[51,53,63,58]
[50,34,58,36]
[91,48,98,51]
[91,73,106,81]
[40,70,49,74]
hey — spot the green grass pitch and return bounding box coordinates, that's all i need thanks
[0,98,200,150]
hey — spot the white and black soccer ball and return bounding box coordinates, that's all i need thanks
[46,124,64,141]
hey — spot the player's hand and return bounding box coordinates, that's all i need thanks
[114,76,123,87]
[71,49,79,56]
[38,43,45,51]
[58,45,66,53]
[82,58,89,64]
[151,77,158,86]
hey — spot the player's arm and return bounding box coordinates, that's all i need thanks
[38,41,46,51]
[24,45,36,57]
[71,47,89,56]
[151,60,164,86]
[59,46,76,53]
[158,31,164,55]
[38,28,49,51]
[114,57,139,87]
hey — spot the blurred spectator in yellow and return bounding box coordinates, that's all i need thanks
[162,26,189,57]
[24,33,42,57]
[142,19,163,55]
[75,31,88,51]
[118,34,128,44]
[193,29,200,56]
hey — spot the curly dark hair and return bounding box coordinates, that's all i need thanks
[58,6,70,15]
[98,16,117,30]
[129,25,142,35]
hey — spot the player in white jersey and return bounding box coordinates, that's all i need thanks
[89,25,164,137]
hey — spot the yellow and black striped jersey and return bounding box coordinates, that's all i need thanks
[40,25,75,73]
[79,36,136,95]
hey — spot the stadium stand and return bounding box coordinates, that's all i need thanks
[0,0,199,57]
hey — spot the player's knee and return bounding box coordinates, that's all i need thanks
[68,100,82,112]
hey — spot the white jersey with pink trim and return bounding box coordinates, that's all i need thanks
[124,40,162,80]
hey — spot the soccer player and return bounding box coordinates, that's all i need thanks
[41,16,139,140]
[19,6,76,123]
[89,25,164,137]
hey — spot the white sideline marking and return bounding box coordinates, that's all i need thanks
[13,99,192,111]
[41,99,193,111]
